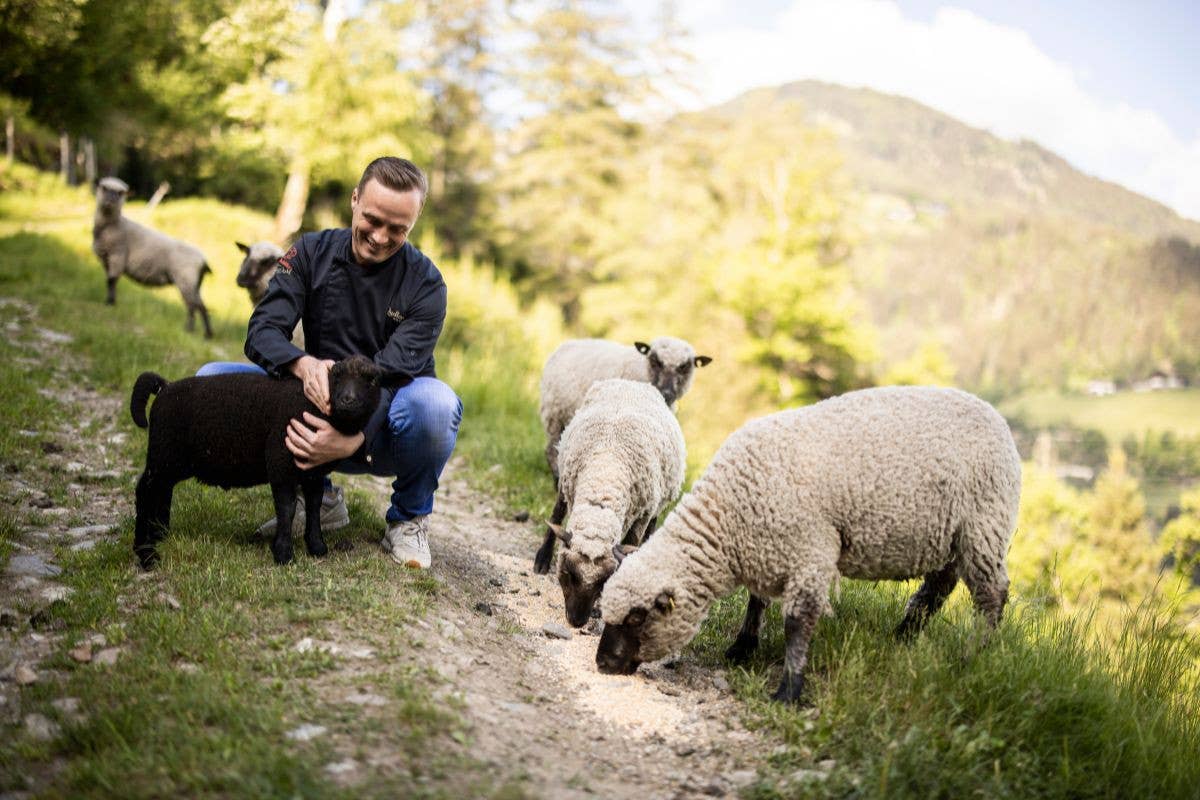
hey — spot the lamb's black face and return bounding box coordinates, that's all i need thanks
[595,607,646,675]
[328,355,382,433]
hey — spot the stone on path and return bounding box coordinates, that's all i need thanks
[286,724,327,741]
[6,555,61,578]
[14,665,38,685]
[541,622,573,640]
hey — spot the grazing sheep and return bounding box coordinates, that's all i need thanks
[235,241,285,304]
[92,177,213,338]
[129,355,382,568]
[595,385,1022,704]
[547,379,686,627]
[534,337,711,573]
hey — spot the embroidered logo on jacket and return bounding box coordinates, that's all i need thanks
[387,309,405,323]
[277,245,298,273]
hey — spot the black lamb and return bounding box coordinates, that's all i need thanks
[129,355,382,568]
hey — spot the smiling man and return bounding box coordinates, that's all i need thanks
[199,157,462,569]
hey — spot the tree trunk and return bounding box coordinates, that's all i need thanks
[5,115,13,164]
[146,181,171,212]
[82,137,96,185]
[273,154,310,242]
[59,132,71,184]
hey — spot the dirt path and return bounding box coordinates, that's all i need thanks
[346,464,771,799]
[0,300,773,798]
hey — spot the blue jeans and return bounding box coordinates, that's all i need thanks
[195,362,462,522]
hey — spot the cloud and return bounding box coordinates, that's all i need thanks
[677,0,1200,220]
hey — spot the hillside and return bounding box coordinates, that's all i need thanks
[709,81,1200,394]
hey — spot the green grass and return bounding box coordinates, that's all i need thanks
[689,583,1200,799]
[0,172,495,797]
[1000,389,1200,440]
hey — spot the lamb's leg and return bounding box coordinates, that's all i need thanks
[134,470,174,569]
[771,590,824,704]
[533,491,568,574]
[300,476,328,558]
[198,304,213,339]
[106,275,119,305]
[725,593,769,664]
[269,482,300,565]
[894,560,960,640]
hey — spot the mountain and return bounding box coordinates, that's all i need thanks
[711,81,1200,393]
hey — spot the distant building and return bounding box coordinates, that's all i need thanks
[1086,379,1116,396]
[1132,370,1185,393]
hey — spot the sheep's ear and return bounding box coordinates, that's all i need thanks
[694,355,712,367]
[236,241,250,254]
[624,607,648,627]
[634,342,651,355]
[548,522,571,546]
[612,543,638,564]
[653,590,675,614]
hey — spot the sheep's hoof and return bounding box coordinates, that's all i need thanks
[306,538,328,558]
[770,672,809,705]
[135,550,159,570]
[724,634,759,665]
[271,543,294,565]
[532,548,553,575]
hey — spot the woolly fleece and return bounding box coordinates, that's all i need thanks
[599,385,1023,663]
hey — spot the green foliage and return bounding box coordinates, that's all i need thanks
[1160,487,1200,595]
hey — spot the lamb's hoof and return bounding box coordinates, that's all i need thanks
[306,538,329,558]
[532,549,553,575]
[135,550,158,570]
[724,634,759,665]
[271,544,294,565]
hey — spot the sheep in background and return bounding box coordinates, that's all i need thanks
[547,379,686,626]
[235,241,285,304]
[595,385,1022,704]
[233,241,305,349]
[92,177,213,337]
[534,337,711,574]
[129,355,382,568]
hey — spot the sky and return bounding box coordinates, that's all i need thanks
[646,0,1200,220]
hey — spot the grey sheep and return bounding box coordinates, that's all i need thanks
[548,379,686,627]
[92,177,213,337]
[534,337,711,574]
[235,241,304,349]
[595,385,1022,704]
[235,240,285,304]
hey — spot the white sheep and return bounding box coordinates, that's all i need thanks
[92,177,213,338]
[594,385,1022,704]
[547,379,687,627]
[234,241,285,304]
[534,336,711,574]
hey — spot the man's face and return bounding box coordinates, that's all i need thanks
[349,179,423,265]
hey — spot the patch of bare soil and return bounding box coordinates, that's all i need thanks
[347,463,771,799]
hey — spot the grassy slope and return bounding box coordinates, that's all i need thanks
[999,389,1200,440]
[2,165,1199,799]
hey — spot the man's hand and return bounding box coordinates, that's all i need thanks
[289,355,336,414]
[285,411,365,470]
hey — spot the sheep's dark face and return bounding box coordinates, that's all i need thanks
[235,242,285,303]
[635,339,712,407]
[559,548,618,628]
[327,355,382,434]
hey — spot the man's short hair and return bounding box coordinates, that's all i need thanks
[357,157,429,204]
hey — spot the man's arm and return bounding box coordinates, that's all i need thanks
[246,240,308,376]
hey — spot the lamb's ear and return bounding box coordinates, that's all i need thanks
[612,543,638,564]
[694,355,712,367]
[634,342,651,355]
[624,607,648,627]
[548,522,571,546]
[653,590,675,614]
[236,241,250,254]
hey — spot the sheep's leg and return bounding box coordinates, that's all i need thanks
[894,560,959,640]
[621,513,653,546]
[106,275,119,305]
[533,491,567,574]
[960,563,1009,629]
[724,593,769,664]
[300,476,328,558]
[771,590,823,704]
[197,304,213,339]
[269,482,299,565]
[641,513,659,543]
[134,470,174,569]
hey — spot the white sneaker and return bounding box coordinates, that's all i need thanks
[384,515,431,569]
[255,486,350,536]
